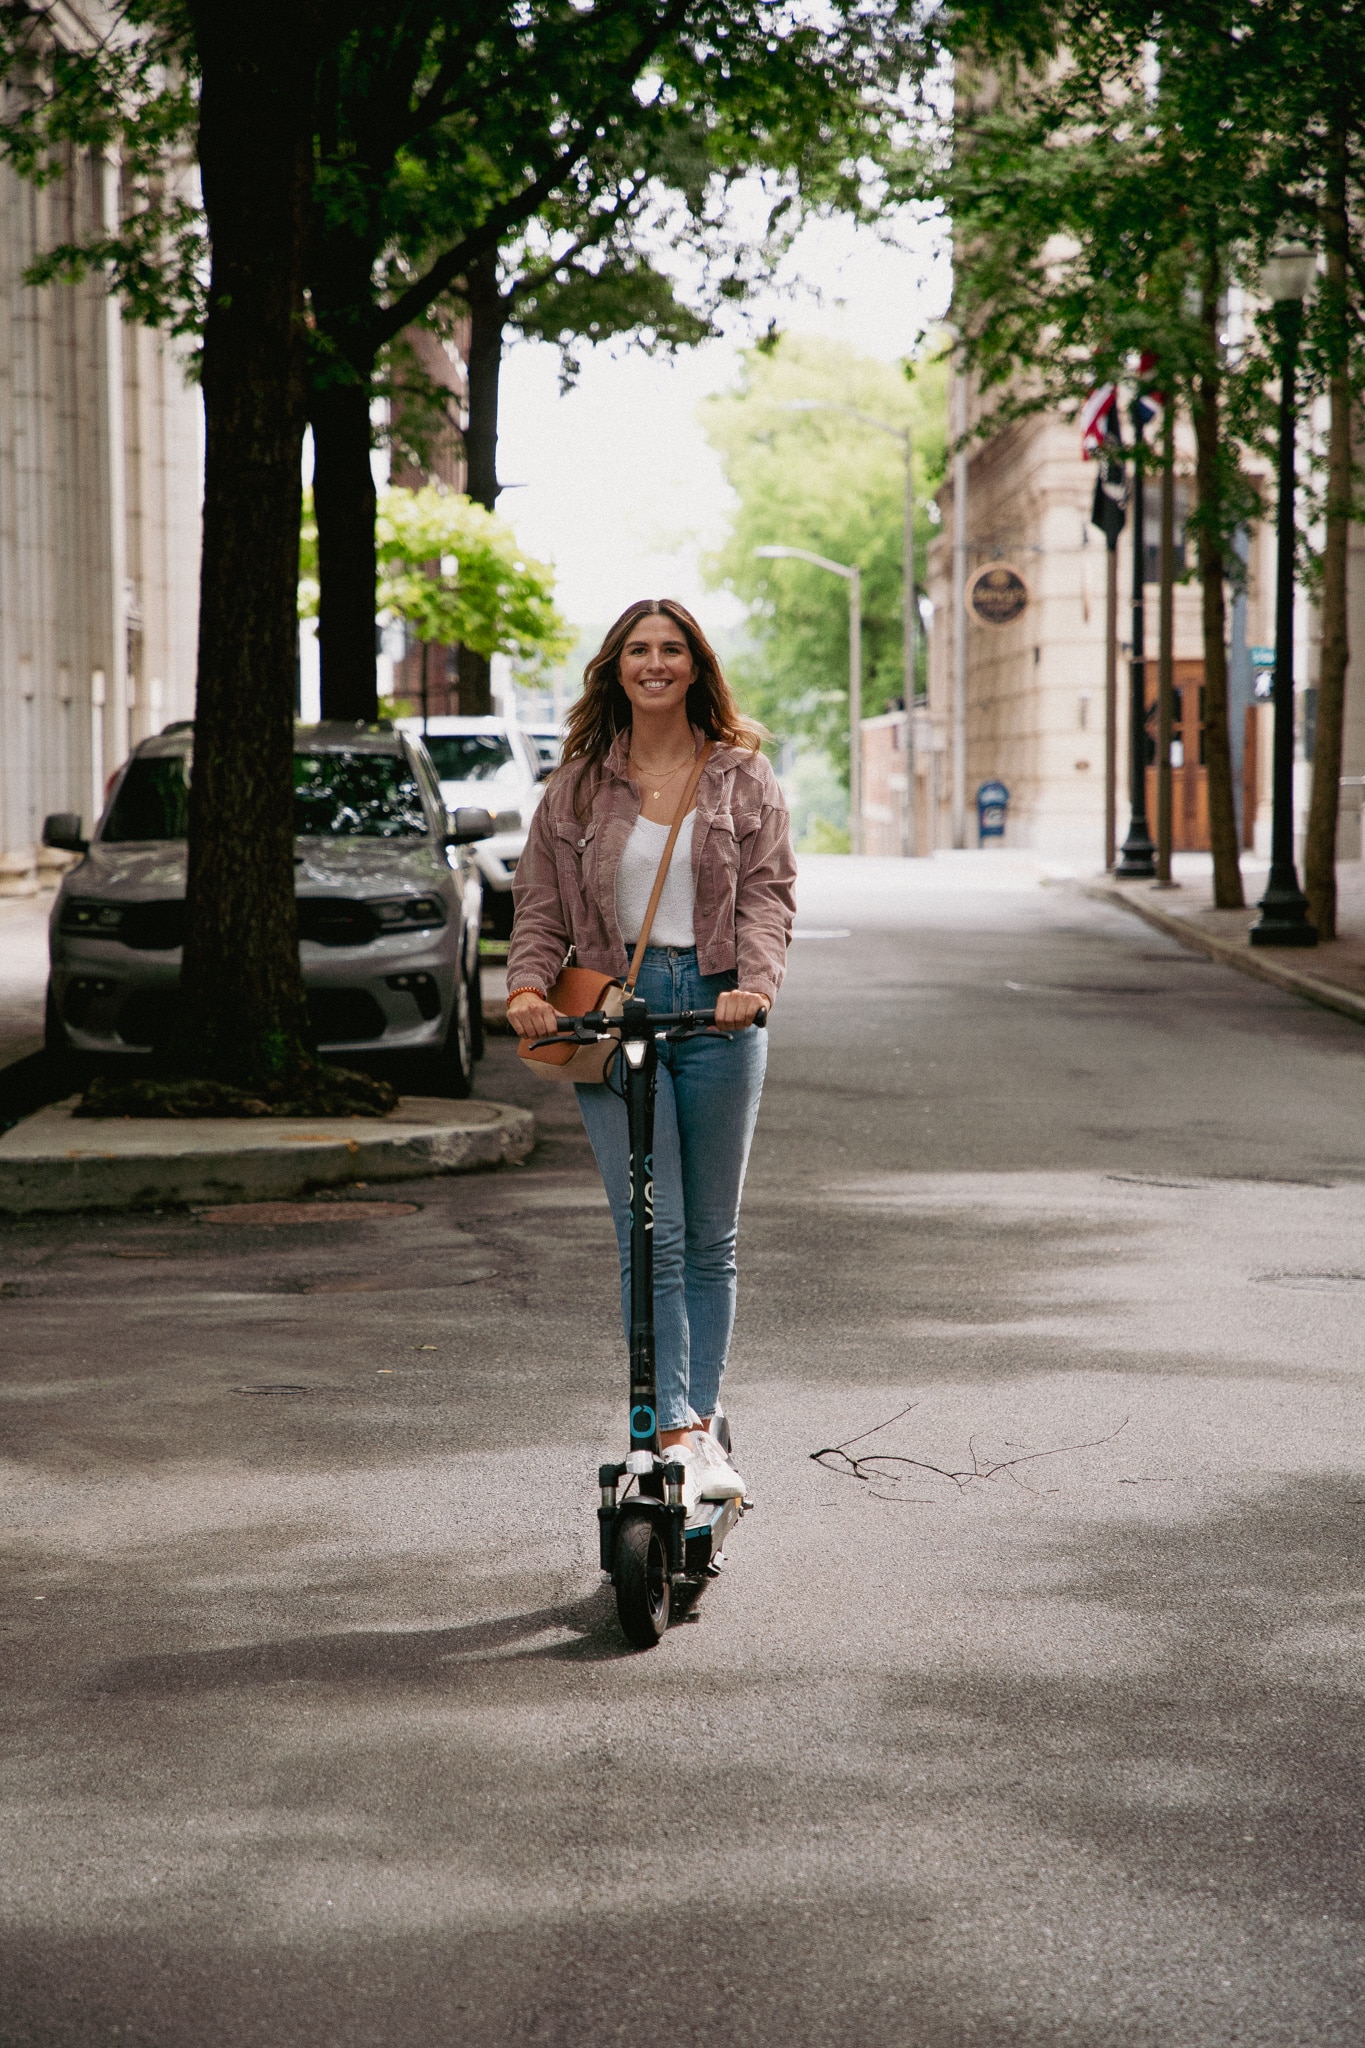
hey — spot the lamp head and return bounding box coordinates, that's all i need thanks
[1261,242,1317,304]
[754,545,794,560]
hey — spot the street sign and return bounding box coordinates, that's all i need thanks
[967,563,1029,627]
[1249,646,1275,669]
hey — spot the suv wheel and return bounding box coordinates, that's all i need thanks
[422,968,474,1099]
[468,958,485,1061]
[44,982,67,1057]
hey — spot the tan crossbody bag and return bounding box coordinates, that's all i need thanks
[517,742,712,1083]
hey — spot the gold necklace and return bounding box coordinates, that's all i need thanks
[629,749,694,800]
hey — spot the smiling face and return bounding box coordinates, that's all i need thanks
[617,612,697,724]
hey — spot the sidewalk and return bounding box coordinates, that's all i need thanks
[0,894,49,1073]
[1085,854,1365,1029]
[0,894,538,1211]
[0,1093,534,1215]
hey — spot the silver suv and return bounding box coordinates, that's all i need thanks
[43,723,491,1096]
[396,715,543,940]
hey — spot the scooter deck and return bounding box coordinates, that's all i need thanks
[682,1494,743,1577]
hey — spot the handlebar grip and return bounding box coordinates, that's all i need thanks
[754,1006,768,1028]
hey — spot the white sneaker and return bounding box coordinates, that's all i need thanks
[687,1428,746,1501]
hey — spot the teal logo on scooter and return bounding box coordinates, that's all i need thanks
[630,1404,656,1439]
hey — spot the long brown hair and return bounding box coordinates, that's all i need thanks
[560,600,762,802]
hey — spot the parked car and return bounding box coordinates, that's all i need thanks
[522,722,564,777]
[42,723,492,1096]
[396,715,542,939]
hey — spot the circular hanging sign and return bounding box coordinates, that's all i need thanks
[967,562,1030,627]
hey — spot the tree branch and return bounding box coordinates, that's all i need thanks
[810,1405,1130,1501]
[365,0,689,353]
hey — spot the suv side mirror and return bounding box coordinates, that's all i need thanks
[42,813,88,855]
[447,805,495,845]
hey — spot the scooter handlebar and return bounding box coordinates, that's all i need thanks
[531,1002,767,1048]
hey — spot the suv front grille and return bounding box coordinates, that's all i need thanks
[116,985,388,1050]
[120,900,187,951]
[296,897,379,947]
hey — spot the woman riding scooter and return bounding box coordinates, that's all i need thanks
[506,598,797,1508]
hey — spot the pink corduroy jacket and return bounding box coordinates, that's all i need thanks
[507,729,797,1006]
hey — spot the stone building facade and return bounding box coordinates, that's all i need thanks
[0,137,201,895]
[912,379,1355,870]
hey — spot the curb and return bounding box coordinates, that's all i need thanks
[0,1095,535,1216]
[1083,882,1365,1029]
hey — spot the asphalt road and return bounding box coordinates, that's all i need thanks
[3,852,1363,2047]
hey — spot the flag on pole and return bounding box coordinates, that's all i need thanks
[1135,351,1165,432]
[1080,383,1118,457]
[1090,406,1128,548]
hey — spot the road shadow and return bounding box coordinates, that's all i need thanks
[89,1580,633,1698]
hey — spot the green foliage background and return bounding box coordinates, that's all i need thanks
[701,336,947,781]
[301,486,570,672]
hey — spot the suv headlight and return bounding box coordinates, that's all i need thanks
[61,898,125,935]
[368,894,447,932]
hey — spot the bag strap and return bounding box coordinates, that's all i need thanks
[623,741,712,995]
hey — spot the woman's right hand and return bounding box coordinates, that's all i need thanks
[507,990,561,1040]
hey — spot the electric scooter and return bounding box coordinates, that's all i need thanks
[533,991,766,1648]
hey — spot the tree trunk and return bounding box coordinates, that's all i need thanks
[1192,251,1245,909]
[179,2,319,1086]
[456,249,508,716]
[313,375,379,723]
[1305,120,1351,941]
[464,250,505,509]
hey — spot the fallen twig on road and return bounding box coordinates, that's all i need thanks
[810,1406,1129,1501]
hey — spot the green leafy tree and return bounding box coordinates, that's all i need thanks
[301,484,570,669]
[437,153,721,711]
[0,1,923,1095]
[702,335,947,781]
[1244,0,1365,938]
[910,26,1260,906]
[915,0,1365,923]
[3,2,926,724]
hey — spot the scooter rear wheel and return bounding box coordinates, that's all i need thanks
[615,1516,670,1648]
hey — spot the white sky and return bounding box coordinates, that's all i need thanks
[496,209,951,635]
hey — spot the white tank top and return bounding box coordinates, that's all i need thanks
[614,811,696,948]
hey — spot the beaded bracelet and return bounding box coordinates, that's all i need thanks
[506,985,548,1004]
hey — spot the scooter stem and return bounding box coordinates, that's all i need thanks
[621,996,660,1455]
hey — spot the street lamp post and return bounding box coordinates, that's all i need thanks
[1116,394,1156,877]
[754,544,863,853]
[1250,241,1318,949]
[781,400,919,853]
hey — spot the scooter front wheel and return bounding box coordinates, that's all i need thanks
[615,1515,670,1648]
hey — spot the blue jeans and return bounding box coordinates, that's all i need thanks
[575,947,768,1431]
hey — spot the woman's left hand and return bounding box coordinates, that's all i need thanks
[715,988,768,1029]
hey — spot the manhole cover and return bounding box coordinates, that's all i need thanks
[1254,1272,1365,1294]
[199,1201,419,1225]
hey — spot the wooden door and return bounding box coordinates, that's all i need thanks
[1143,662,1258,852]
